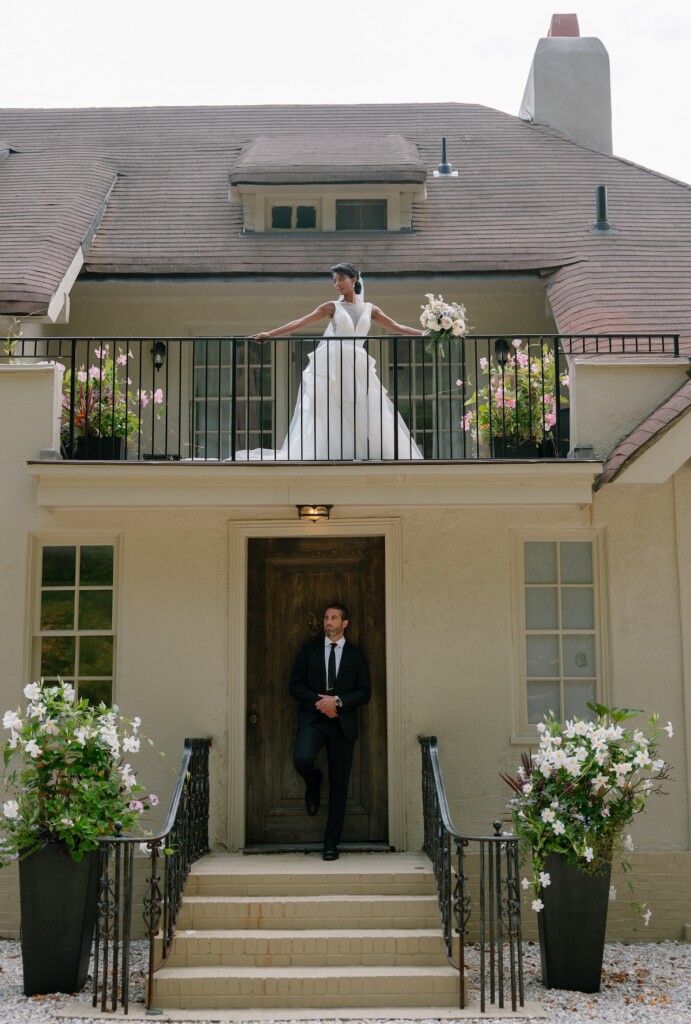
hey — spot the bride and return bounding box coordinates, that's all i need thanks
[235,263,425,460]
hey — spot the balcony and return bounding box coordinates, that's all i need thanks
[6,333,679,464]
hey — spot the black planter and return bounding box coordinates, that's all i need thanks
[492,437,544,459]
[18,843,100,996]
[72,436,122,460]
[537,852,612,993]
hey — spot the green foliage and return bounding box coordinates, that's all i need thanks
[1,680,158,864]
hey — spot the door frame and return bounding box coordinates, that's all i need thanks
[228,518,404,852]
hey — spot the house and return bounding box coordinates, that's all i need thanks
[1,14,689,948]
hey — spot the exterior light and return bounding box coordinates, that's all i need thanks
[152,341,167,371]
[296,505,332,523]
[494,338,511,367]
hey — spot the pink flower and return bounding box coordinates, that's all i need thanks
[479,357,488,371]
[129,800,144,812]
[94,347,106,359]
[138,390,150,408]
[77,370,87,384]
[461,412,473,430]
[88,366,101,380]
[516,351,529,368]
[149,793,159,806]
[116,353,128,366]
[153,388,164,404]
[512,339,522,349]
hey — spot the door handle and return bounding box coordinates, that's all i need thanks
[248,713,258,725]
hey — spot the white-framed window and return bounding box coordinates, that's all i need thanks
[32,541,117,705]
[515,534,604,735]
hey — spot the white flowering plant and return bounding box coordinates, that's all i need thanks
[1,680,158,865]
[419,293,469,357]
[501,704,673,914]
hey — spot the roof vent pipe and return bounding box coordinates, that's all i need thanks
[590,184,617,234]
[433,137,458,177]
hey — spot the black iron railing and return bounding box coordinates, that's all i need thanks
[5,333,679,462]
[94,737,211,1014]
[419,735,524,1013]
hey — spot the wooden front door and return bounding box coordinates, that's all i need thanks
[246,536,387,846]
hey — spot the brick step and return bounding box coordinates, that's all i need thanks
[166,927,449,968]
[152,964,461,1011]
[177,894,440,931]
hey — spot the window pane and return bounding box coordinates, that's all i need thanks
[524,542,556,583]
[564,681,597,720]
[525,587,558,629]
[78,679,113,706]
[41,636,76,677]
[296,205,316,229]
[271,206,292,229]
[79,590,113,630]
[80,546,114,585]
[42,546,76,585]
[79,636,114,676]
[336,199,387,230]
[527,680,560,723]
[562,634,596,676]
[560,542,593,583]
[526,634,560,677]
[41,590,75,630]
[561,588,594,629]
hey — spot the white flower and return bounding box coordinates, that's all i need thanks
[132,716,141,734]
[74,727,89,746]
[60,683,76,703]
[3,800,20,819]
[608,886,617,901]
[536,722,546,733]
[592,773,608,789]
[652,758,665,771]
[123,735,140,753]
[633,749,652,769]
[633,730,648,746]
[663,722,673,738]
[583,846,594,862]
[3,711,22,732]
[541,808,556,823]
[118,763,137,789]
[552,820,566,835]
[642,908,652,927]
[60,817,74,827]
[538,871,551,887]
[622,834,635,851]
[521,783,533,795]
[25,739,42,758]
[23,683,41,701]
[531,899,544,912]
[521,877,530,890]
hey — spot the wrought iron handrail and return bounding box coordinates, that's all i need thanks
[419,735,524,1013]
[94,737,211,1014]
[4,332,681,462]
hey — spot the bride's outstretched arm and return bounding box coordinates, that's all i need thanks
[370,306,426,337]
[252,302,335,341]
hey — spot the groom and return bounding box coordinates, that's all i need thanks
[289,604,371,861]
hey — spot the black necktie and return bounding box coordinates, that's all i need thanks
[327,643,337,691]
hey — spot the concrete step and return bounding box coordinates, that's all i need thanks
[152,964,461,1011]
[166,927,449,968]
[177,894,440,931]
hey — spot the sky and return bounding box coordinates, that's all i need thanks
[4,1,691,184]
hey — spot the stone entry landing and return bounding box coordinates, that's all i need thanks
[152,851,461,1012]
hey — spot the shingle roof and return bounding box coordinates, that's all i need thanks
[595,377,691,487]
[0,147,117,314]
[229,133,426,184]
[0,102,690,348]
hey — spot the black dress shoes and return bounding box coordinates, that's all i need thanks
[305,770,322,816]
[323,846,339,861]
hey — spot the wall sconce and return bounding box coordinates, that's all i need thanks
[494,338,510,368]
[152,340,167,372]
[296,504,332,523]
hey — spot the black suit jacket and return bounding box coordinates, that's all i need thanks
[289,637,371,741]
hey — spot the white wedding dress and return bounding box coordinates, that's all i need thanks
[234,300,423,460]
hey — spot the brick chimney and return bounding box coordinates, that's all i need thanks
[519,13,613,155]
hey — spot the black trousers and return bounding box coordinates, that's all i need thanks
[293,716,355,849]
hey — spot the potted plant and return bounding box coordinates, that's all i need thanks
[1,679,158,995]
[463,338,569,457]
[502,704,672,992]
[61,343,163,459]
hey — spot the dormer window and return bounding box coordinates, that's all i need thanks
[336,199,387,231]
[229,134,426,233]
[271,203,318,230]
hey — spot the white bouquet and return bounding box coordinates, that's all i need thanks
[420,293,469,357]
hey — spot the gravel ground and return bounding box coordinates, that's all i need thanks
[0,938,688,1024]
